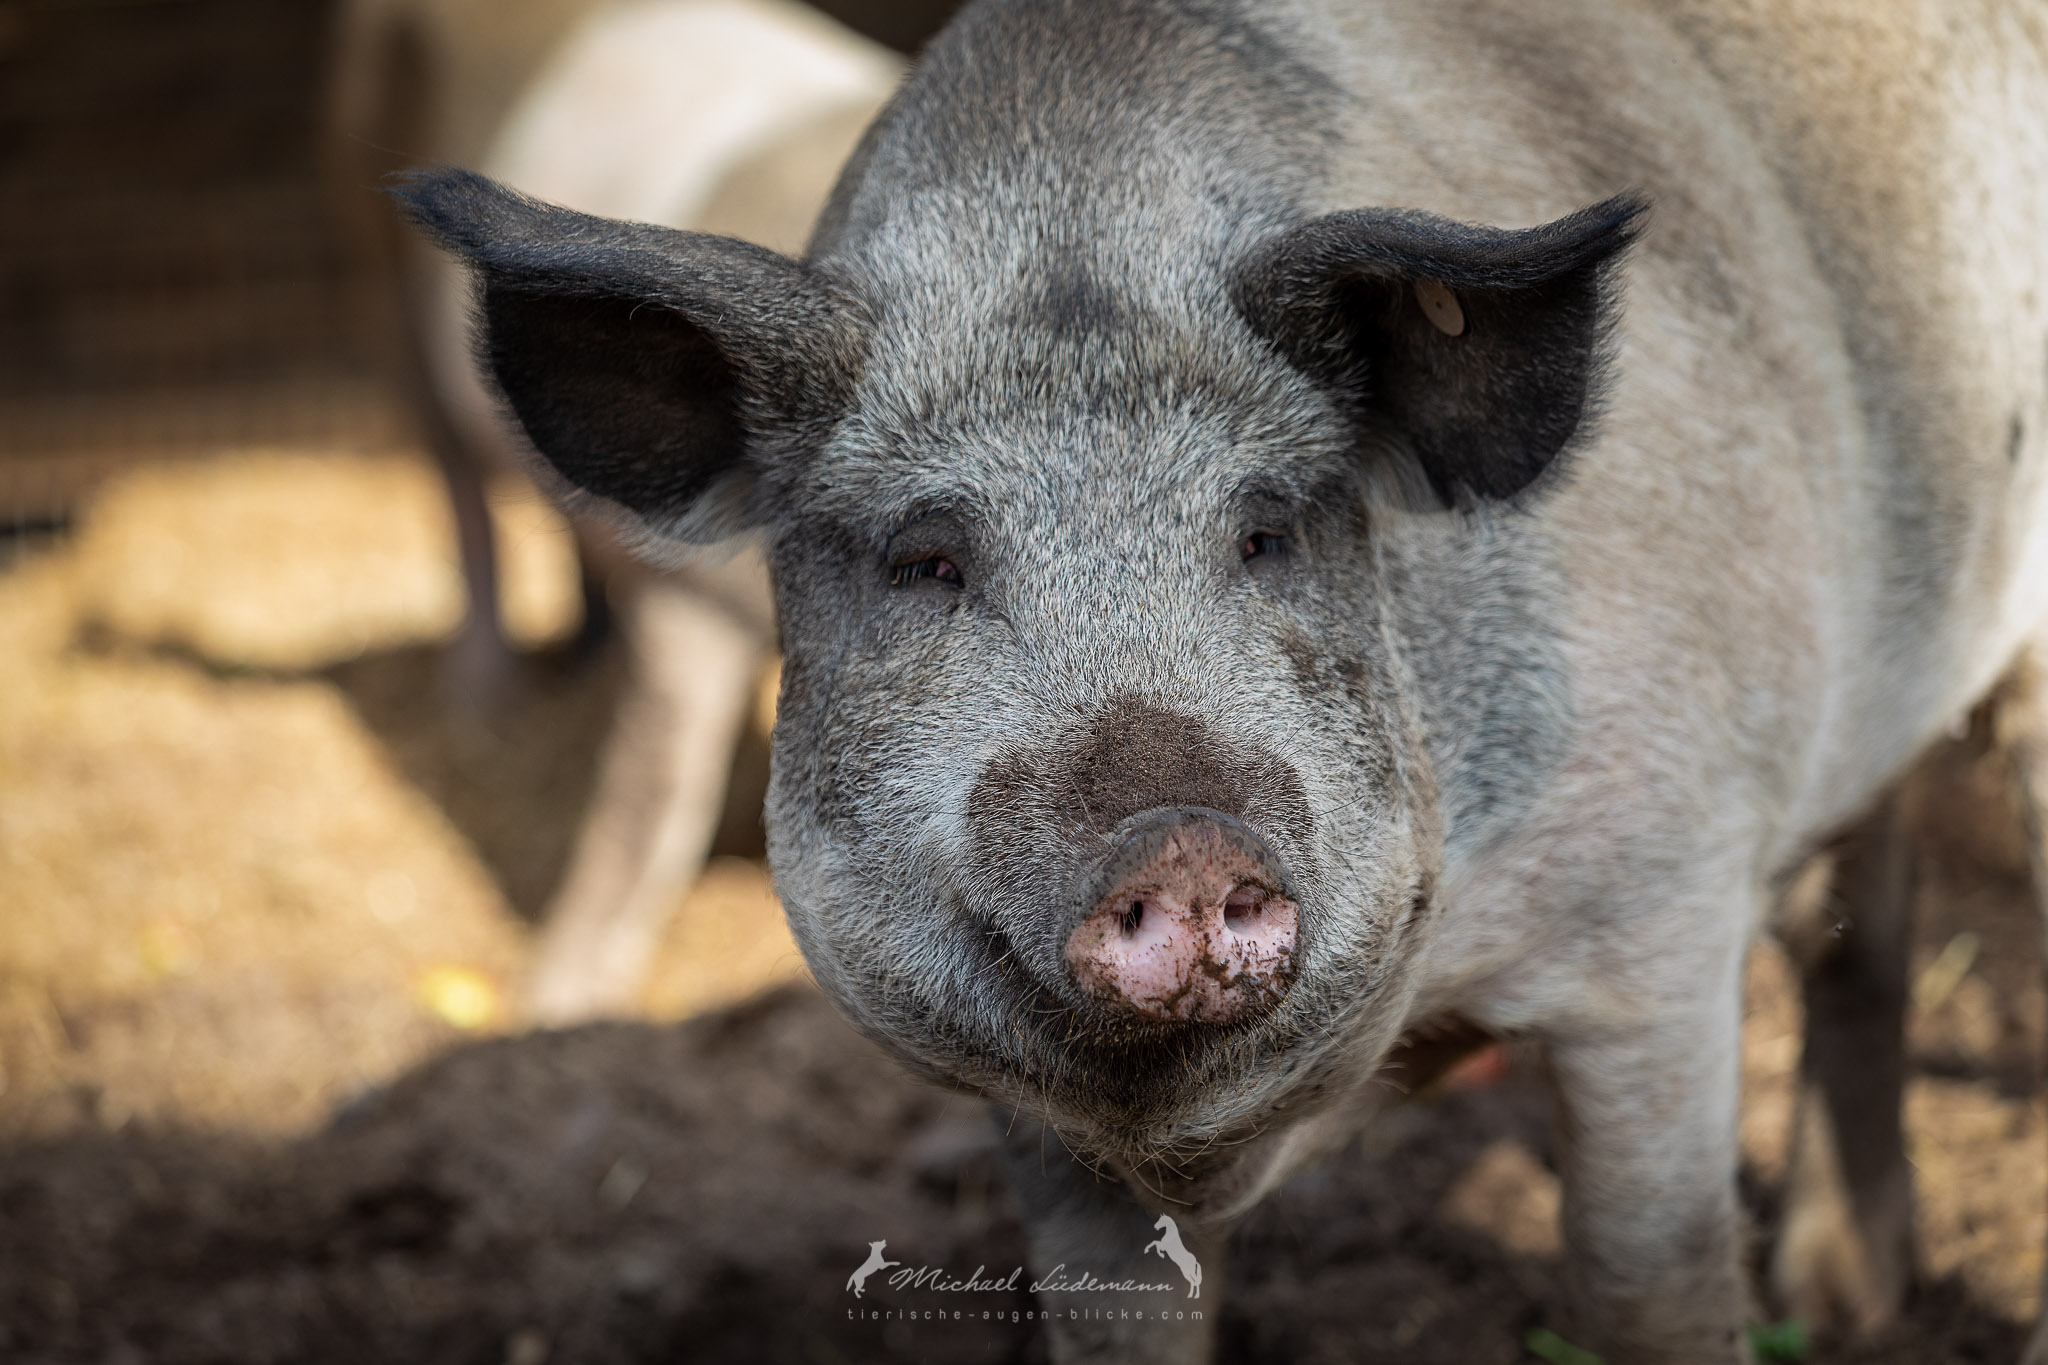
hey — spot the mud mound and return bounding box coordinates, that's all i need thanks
[0,985,1546,1365]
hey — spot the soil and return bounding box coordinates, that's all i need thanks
[0,450,2044,1365]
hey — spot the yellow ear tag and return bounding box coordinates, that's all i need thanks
[1413,278,1466,336]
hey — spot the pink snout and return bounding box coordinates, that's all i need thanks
[1064,811,1298,1023]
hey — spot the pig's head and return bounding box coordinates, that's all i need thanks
[393,11,1638,1170]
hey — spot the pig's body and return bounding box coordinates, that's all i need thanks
[400,0,2048,1358]
[1306,0,2048,1106]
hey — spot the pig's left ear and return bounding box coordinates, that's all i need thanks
[1234,195,1646,504]
[390,167,862,542]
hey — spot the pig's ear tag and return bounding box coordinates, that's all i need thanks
[1413,278,1465,336]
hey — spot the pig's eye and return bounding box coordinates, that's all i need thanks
[891,555,963,588]
[1241,531,1288,562]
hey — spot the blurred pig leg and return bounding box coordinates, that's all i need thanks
[526,578,770,1022]
[326,7,511,703]
[413,368,512,703]
[1771,788,1916,1339]
[412,254,527,704]
[2001,651,2048,1365]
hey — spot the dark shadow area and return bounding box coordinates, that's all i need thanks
[69,623,768,924]
[320,631,774,917]
[1829,1278,2031,1365]
[0,0,359,400]
[811,0,962,54]
[1909,1047,2041,1099]
[0,0,963,482]
[0,515,68,570]
[1907,736,2047,1099]
[0,983,2030,1365]
[323,639,628,924]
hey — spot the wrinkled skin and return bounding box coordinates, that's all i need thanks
[398,0,2048,1359]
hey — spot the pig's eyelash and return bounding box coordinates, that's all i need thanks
[890,555,963,587]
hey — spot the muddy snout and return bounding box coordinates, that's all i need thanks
[1065,808,1298,1024]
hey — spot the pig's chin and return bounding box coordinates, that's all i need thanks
[1018,993,1417,1179]
[991,1008,1366,1166]
[894,971,1344,1157]
[1023,1029,1297,1144]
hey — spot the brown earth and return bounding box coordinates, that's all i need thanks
[0,448,2043,1365]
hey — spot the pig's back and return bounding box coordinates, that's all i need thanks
[1644,0,2048,732]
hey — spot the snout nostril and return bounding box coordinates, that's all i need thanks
[1066,808,1299,1023]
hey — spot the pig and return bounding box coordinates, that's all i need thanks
[328,0,901,1019]
[395,0,2048,1359]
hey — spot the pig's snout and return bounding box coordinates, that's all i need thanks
[1065,809,1297,1024]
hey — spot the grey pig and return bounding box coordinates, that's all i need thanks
[396,0,2048,1359]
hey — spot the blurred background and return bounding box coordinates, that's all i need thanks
[0,2,2044,1362]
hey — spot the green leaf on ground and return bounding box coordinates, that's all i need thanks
[1749,1320,1810,1362]
[1524,1327,1603,1365]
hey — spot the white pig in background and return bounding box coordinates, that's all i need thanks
[328,0,903,1020]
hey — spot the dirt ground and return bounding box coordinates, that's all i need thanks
[2,448,2045,1364]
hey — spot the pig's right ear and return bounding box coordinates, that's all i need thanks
[389,167,861,542]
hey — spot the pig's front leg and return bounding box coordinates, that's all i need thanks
[994,1114,1224,1364]
[1540,911,1753,1364]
